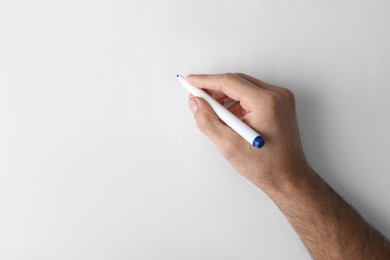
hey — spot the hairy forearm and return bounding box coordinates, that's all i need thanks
[265,168,390,259]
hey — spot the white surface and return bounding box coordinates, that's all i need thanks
[177,75,262,146]
[0,1,389,259]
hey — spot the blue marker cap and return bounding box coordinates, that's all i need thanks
[253,136,265,148]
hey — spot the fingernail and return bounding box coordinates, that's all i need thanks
[189,98,199,114]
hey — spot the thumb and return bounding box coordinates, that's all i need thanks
[189,96,241,155]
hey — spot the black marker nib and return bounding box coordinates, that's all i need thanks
[176,74,179,77]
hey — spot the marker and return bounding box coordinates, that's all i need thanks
[177,75,265,148]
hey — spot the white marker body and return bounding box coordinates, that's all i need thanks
[177,75,260,145]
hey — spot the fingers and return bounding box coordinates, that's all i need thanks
[210,92,234,105]
[189,91,233,106]
[188,96,243,157]
[205,89,228,99]
[227,102,246,119]
[187,73,265,111]
[236,73,294,101]
[235,73,268,89]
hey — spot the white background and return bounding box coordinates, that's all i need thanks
[1,1,389,259]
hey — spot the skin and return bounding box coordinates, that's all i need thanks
[186,73,390,259]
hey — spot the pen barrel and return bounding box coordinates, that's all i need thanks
[204,97,260,144]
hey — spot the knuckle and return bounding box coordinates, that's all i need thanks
[263,92,282,116]
[280,87,296,104]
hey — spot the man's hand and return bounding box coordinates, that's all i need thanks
[187,73,390,259]
[187,73,308,193]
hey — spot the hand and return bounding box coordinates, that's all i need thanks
[187,73,310,192]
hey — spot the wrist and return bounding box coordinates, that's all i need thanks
[259,164,317,201]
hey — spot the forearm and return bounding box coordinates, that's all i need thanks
[264,168,390,259]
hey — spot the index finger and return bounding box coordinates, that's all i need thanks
[187,73,263,110]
